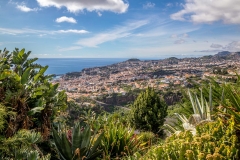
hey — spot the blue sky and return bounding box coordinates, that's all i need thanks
[0,0,240,58]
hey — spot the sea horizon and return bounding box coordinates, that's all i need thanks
[36,53,220,75]
[36,58,131,75]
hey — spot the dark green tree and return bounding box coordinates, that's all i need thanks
[130,87,167,134]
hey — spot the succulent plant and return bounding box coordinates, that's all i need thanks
[52,123,103,160]
[165,89,212,135]
[129,117,239,160]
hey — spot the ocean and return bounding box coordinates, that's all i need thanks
[36,58,128,75]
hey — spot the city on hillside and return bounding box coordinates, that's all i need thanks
[54,51,240,104]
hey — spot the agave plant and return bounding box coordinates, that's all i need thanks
[52,123,103,160]
[165,89,212,135]
[201,76,240,129]
[220,84,240,122]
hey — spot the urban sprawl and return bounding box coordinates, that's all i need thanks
[53,51,240,101]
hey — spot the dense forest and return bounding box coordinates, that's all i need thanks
[0,48,239,159]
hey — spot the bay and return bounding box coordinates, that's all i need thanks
[36,58,128,75]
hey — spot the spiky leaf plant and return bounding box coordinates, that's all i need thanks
[165,89,212,135]
[0,129,48,159]
[53,123,103,160]
[101,120,140,159]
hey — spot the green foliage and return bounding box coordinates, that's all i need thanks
[130,117,239,160]
[202,76,240,128]
[0,129,50,159]
[53,123,103,160]
[0,104,8,132]
[72,111,149,159]
[130,87,168,134]
[0,48,67,139]
[216,82,240,129]
[66,100,104,127]
[137,131,159,147]
[101,117,141,159]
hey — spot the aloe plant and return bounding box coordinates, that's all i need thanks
[53,123,103,160]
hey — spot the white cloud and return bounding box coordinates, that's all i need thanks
[56,16,77,23]
[0,28,89,35]
[58,46,82,51]
[143,2,155,9]
[37,0,129,13]
[16,5,39,12]
[171,0,240,24]
[57,29,88,34]
[76,20,149,47]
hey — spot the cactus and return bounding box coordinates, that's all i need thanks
[135,116,239,160]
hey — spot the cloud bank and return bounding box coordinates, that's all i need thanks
[171,0,240,24]
[0,28,88,35]
[198,41,240,52]
[37,0,129,13]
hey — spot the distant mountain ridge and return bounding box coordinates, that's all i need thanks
[66,51,240,77]
[213,51,240,60]
[215,51,231,57]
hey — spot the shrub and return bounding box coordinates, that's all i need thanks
[130,87,167,135]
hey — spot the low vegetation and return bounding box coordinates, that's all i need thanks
[0,48,239,159]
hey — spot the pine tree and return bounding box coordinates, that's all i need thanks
[130,87,167,134]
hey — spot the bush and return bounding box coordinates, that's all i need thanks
[130,87,167,135]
